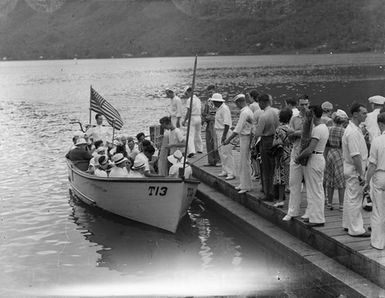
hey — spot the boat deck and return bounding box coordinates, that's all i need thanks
[189,145,385,290]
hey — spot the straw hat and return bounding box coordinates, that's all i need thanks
[111,153,128,165]
[132,155,147,170]
[210,93,225,102]
[167,150,183,165]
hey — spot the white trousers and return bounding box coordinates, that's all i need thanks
[170,116,179,128]
[216,129,235,176]
[342,164,366,235]
[239,135,252,191]
[187,115,203,154]
[303,154,326,224]
[287,160,305,217]
[370,171,385,249]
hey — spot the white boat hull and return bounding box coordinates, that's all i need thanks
[67,160,199,233]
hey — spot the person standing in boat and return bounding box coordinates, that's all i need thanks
[253,94,280,201]
[365,112,385,249]
[165,88,183,128]
[223,94,254,193]
[202,85,220,167]
[85,113,112,145]
[342,102,370,237]
[212,93,236,181]
[182,86,203,158]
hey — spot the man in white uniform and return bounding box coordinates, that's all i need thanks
[212,93,236,180]
[224,94,254,192]
[365,112,385,249]
[342,103,370,237]
[293,105,329,226]
[365,95,385,144]
[85,113,112,145]
[182,87,203,158]
[166,88,183,128]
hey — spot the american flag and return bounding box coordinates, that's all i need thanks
[90,87,124,130]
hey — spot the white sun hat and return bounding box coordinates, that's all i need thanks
[210,93,225,102]
[167,150,184,165]
[111,153,128,165]
[368,95,385,105]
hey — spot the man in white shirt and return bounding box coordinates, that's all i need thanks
[212,93,236,180]
[366,112,385,249]
[182,87,203,157]
[166,89,183,128]
[85,113,112,145]
[126,136,140,161]
[294,105,329,226]
[134,145,161,177]
[224,94,254,192]
[342,103,370,237]
[285,98,300,118]
[109,153,130,178]
[365,95,385,144]
[247,89,261,113]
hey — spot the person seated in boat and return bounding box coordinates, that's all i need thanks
[129,159,146,178]
[109,153,132,178]
[167,150,192,179]
[134,145,161,177]
[92,140,104,155]
[65,137,93,165]
[68,131,85,151]
[94,155,111,177]
[136,132,146,151]
[88,146,108,174]
[110,140,128,158]
[126,136,140,160]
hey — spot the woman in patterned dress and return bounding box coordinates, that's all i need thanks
[272,108,293,207]
[324,109,348,210]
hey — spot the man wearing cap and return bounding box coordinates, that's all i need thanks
[342,102,370,237]
[168,150,192,178]
[109,153,131,177]
[85,113,112,145]
[253,94,280,200]
[366,112,385,249]
[212,93,236,180]
[321,101,334,126]
[224,94,254,192]
[65,137,93,164]
[166,89,183,128]
[365,95,385,144]
[202,86,220,166]
[182,87,203,157]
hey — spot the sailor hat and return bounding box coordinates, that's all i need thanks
[368,95,385,105]
[210,93,225,102]
[167,150,184,165]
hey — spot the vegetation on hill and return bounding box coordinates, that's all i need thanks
[0,0,384,60]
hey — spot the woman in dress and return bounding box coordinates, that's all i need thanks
[324,109,348,210]
[272,108,293,207]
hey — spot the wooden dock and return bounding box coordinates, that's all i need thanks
[188,145,385,290]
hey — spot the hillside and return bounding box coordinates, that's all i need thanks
[0,0,385,60]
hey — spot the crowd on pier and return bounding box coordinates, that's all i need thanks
[164,85,385,250]
[66,85,385,250]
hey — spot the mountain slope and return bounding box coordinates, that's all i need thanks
[0,0,384,60]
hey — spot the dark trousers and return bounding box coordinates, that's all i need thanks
[206,121,220,165]
[260,135,275,200]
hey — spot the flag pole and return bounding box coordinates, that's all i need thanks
[112,119,116,144]
[182,55,198,179]
[89,85,92,126]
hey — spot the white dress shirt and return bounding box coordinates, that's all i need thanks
[234,106,253,135]
[368,131,385,171]
[215,103,232,130]
[365,109,381,143]
[185,95,201,116]
[169,96,183,118]
[342,121,368,170]
[86,124,111,144]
